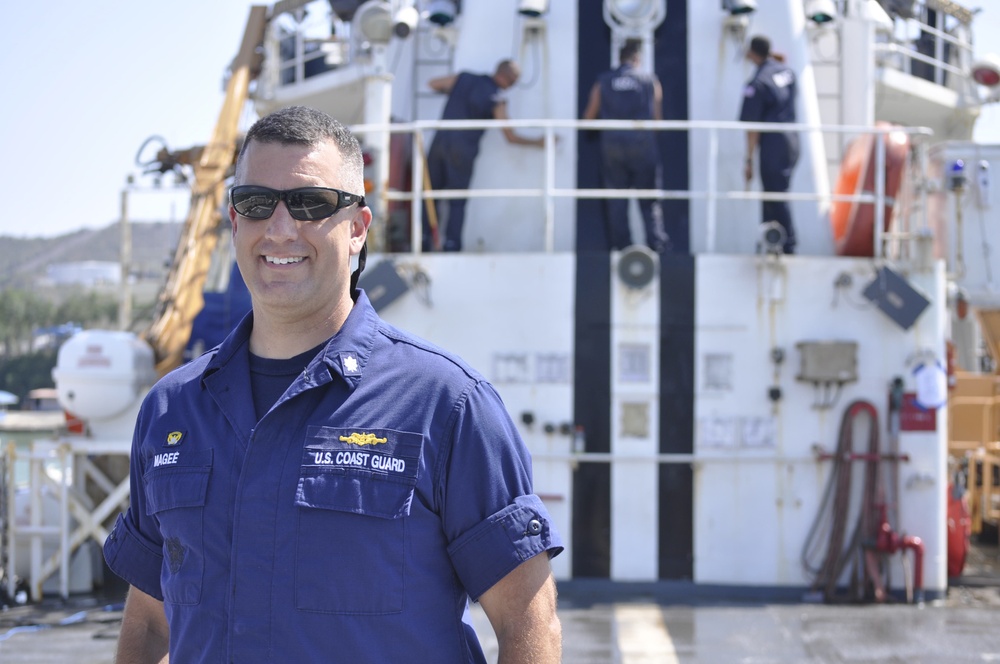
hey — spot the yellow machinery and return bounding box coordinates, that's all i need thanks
[143,6,268,376]
[949,309,1000,535]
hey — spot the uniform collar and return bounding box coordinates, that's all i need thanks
[313,289,378,388]
[203,290,380,390]
[203,312,253,380]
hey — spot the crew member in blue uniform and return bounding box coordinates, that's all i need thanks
[582,38,670,253]
[740,35,800,254]
[104,106,563,664]
[424,60,545,251]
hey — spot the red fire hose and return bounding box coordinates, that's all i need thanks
[804,399,924,603]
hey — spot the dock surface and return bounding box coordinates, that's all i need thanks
[2,542,998,663]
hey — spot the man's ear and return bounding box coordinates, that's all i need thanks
[350,207,372,255]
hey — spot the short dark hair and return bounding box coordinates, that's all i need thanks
[749,35,771,58]
[495,59,520,81]
[235,106,364,193]
[620,38,642,63]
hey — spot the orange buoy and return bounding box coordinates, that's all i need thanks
[830,123,909,257]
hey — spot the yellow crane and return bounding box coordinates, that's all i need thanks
[143,5,268,376]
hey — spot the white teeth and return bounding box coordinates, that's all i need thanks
[265,256,304,265]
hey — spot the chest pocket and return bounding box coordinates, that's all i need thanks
[142,448,213,606]
[294,426,423,614]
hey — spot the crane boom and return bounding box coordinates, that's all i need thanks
[143,6,269,376]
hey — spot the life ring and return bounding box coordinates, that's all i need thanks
[830,123,909,257]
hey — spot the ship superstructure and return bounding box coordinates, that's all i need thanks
[6,0,1000,604]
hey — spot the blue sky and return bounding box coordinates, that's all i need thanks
[0,1,258,238]
[1,1,998,238]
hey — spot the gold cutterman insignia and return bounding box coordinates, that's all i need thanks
[339,432,388,446]
[166,431,184,446]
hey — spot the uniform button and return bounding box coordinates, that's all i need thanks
[526,519,542,536]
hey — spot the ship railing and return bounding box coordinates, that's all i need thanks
[876,40,975,94]
[350,118,933,256]
[266,3,349,88]
[873,0,979,96]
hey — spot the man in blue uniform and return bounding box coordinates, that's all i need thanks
[424,59,545,251]
[740,35,800,254]
[104,106,563,663]
[582,38,670,253]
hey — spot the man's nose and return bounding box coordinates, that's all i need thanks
[264,202,299,240]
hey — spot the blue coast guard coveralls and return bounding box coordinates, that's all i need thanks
[424,72,503,251]
[103,290,562,663]
[739,57,800,253]
[595,63,669,252]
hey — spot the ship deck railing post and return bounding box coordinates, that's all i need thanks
[544,124,556,252]
[874,124,887,258]
[707,125,719,253]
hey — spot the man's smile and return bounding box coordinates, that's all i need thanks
[265,256,305,265]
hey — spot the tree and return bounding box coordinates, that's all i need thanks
[0,288,118,359]
[54,290,118,329]
[0,289,54,358]
[0,288,121,402]
[24,292,55,352]
[0,349,58,402]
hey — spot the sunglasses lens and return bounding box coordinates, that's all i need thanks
[232,186,358,221]
[285,189,341,220]
[231,187,278,219]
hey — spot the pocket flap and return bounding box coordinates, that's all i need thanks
[296,427,422,519]
[143,449,212,515]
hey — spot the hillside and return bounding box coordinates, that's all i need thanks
[0,221,183,290]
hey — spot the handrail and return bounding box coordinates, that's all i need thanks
[349,118,933,255]
[876,43,971,81]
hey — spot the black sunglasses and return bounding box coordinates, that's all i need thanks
[230,185,366,221]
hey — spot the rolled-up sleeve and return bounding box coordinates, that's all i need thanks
[102,410,165,600]
[104,510,165,600]
[441,381,563,600]
[448,494,561,600]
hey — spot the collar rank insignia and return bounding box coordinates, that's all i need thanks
[165,431,185,447]
[340,352,362,376]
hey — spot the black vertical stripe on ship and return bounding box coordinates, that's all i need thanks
[573,0,613,578]
[576,0,612,253]
[655,1,693,580]
[656,0,691,255]
[575,0,693,580]
[658,254,695,579]
[571,254,612,578]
